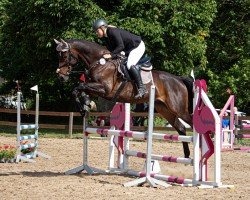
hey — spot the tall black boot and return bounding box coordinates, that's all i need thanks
[129,65,147,99]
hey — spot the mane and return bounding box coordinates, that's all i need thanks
[66,39,109,61]
[67,39,107,52]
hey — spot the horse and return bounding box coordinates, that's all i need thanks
[133,103,148,126]
[54,39,194,158]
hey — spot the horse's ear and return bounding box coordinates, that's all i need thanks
[60,39,70,51]
[60,39,68,46]
[54,39,61,44]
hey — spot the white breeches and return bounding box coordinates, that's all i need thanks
[127,41,145,69]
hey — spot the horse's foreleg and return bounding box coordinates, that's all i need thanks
[72,82,108,116]
[84,82,106,95]
[72,86,91,117]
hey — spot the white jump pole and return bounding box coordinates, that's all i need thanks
[195,85,233,188]
[108,126,116,170]
[199,89,221,185]
[123,85,171,188]
[16,86,50,163]
[192,85,200,185]
[34,89,51,160]
[122,103,130,170]
[65,116,95,175]
[15,91,31,162]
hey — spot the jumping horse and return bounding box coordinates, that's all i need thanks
[54,39,194,158]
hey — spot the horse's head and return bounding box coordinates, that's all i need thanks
[54,39,79,81]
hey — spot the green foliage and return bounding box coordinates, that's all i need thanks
[204,0,249,113]
[154,116,167,127]
[0,0,248,114]
[0,0,103,110]
[162,0,217,74]
[116,0,217,75]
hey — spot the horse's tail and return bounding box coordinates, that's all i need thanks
[180,76,194,114]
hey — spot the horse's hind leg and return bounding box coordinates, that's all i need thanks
[155,102,190,158]
[179,113,193,129]
[172,118,190,158]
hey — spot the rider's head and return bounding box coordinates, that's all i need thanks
[93,19,108,38]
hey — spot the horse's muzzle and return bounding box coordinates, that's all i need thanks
[56,68,70,82]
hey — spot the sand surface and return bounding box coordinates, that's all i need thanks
[0,136,249,200]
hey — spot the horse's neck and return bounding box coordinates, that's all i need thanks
[75,41,109,67]
[76,50,97,67]
[91,60,119,83]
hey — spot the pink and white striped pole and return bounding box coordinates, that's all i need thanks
[86,128,193,143]
[127,170,193,186]
[125,150,193,165]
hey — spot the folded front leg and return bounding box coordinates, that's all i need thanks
[84,82,106,95]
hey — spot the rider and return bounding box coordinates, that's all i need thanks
[92,19,147,99]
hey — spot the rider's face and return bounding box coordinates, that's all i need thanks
[96,28,104,38]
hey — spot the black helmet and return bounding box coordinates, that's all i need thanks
[92,19,107,31]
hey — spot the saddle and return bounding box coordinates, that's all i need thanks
[102,55,153,101]
[136,56,153,70]
[118,55,153,81]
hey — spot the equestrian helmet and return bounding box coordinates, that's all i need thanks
[93,19,107,31]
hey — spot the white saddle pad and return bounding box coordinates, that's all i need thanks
[141,70,153,84]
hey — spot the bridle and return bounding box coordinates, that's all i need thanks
[57,49,84,76]
[56,40,122,78]
[59,50,79,68]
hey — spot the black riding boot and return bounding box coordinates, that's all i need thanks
[129,66,147,99]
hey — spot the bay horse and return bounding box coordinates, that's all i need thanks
[54,39,193,158]
[133,103,148,126]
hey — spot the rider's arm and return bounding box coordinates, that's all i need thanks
[107,28,125,58]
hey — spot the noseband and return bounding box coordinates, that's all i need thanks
[59,50,79,68]
[57,42,113,77]
[57,50,84,76]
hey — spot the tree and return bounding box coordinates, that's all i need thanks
[1,0,248,114]
[0,0,103,110]
[204,0,250,113]
[114,0,217,75]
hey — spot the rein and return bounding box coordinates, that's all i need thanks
[57,41,129,101]
[59,51,77,67]
[70,71,85,75]
[57,49,84,76]
[88,61,99,71]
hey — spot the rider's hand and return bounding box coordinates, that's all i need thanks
[103,54,112,59]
